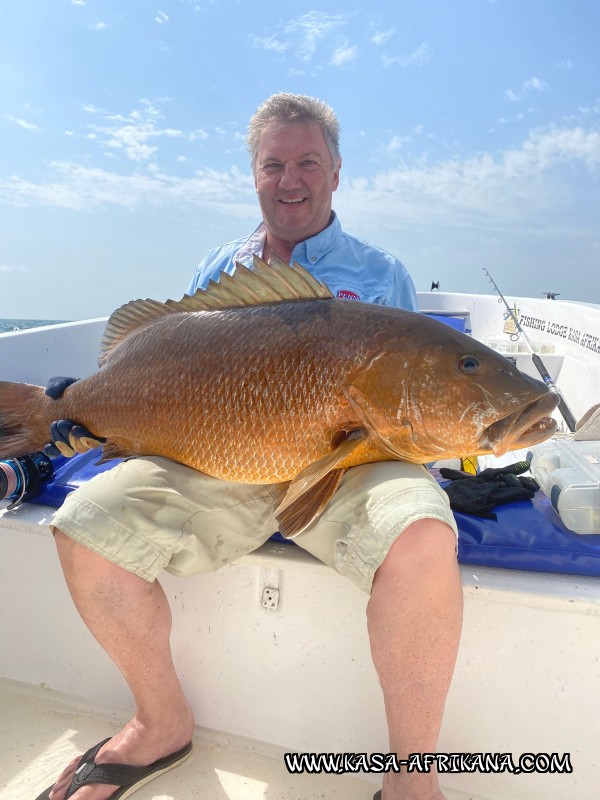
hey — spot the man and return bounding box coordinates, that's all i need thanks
[39,93,462,800]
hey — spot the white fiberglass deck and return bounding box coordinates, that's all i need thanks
[2,504,600,800]
[1,678,495,800]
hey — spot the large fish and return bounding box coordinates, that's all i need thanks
[0,257,557,536]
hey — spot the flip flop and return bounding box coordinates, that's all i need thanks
[35,737,193,800]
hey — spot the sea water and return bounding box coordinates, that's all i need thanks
[0,319,67,334]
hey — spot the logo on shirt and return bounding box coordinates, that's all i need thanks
[336,289,361,301]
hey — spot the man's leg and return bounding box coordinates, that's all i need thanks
[367,519,462,800]
[47,531,194,800]
[41,457,277,800]
[293,462,462,800]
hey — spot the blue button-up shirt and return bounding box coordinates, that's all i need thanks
[187,212,418,311]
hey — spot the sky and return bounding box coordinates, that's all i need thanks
[1,0,599,320]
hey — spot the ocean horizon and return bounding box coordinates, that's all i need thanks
[0,319,69,334]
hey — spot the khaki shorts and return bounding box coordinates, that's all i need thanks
[51,458,457,594]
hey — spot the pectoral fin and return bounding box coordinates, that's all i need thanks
[274,428,368,538]
[346,384,414,460]
[97,441,135,464]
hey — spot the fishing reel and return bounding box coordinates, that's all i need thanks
[0,452,54,510]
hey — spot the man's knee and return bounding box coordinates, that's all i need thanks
[377,518,458,580]
[52,525,95,568]
[52,526,74,551]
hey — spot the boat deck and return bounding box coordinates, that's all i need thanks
[2,503,600,799]
[0,679,483,800]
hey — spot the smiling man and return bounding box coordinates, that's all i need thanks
[189,95,418,311]
[41,93,462,800]
[253,118,340,260]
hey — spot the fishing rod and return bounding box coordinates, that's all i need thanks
[483,267,577,432]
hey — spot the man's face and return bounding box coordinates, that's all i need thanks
[254,121,341,246]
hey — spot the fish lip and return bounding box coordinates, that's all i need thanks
[484,392,559,456]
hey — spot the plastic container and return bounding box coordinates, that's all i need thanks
[527,440,600,535]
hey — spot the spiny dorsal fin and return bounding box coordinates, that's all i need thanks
[98,257,333,367]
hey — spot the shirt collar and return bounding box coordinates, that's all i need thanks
[292,211,342,265]
[232,223,266,267]
[232,211,342,267]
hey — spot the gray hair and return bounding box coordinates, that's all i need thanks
[247,92,341,173]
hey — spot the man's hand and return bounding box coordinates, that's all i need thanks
[43,376,105,458]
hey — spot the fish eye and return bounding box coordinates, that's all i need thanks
[459,355,481,375]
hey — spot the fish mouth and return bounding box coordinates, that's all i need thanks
[484,391,559,456]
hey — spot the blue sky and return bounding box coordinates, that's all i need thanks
[1,0,599,319]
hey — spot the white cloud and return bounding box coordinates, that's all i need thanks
[504,89,520,102]
[155,11,169,24]
[504,77,549,102]
[2,127,598,242]
[382,42,432,69]
[0,162,256,215]
[336,126,600,229]
[523,77,548,93]
[558,59,574,70]
[71,0,86,5]
[90,22,109,31]
[284,11,345,61]
[286,66,321,78]
[385,134,410,153]
[331,44,358,67]
[83,99,204,162]
[64,130,74,136]
[249,11,346,65]
[576,101,600,118]
[248,34,288,55]
[370,29,395,46]
[6,116,38,131]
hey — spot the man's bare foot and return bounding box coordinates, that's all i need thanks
[44,706,194,800]
[379,770,447,800]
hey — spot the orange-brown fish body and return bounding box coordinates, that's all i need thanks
[0,259,558,536]
[21,300,404,481]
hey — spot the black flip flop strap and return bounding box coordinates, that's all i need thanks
[64,739,191,799]
[68,760,154,791]
[64,738,148,799]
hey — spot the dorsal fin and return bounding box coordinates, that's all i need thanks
[98,257,333,367]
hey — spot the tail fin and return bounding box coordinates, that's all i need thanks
[0,381,47,458]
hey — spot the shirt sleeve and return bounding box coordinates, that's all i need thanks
[186,266,202,296]
[395,265,419,312]
[186,245,234,295]
[382,254,418,311]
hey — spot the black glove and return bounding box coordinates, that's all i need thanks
[45,375,79,400]
[43,376,105,459]
[440,461,540,519]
